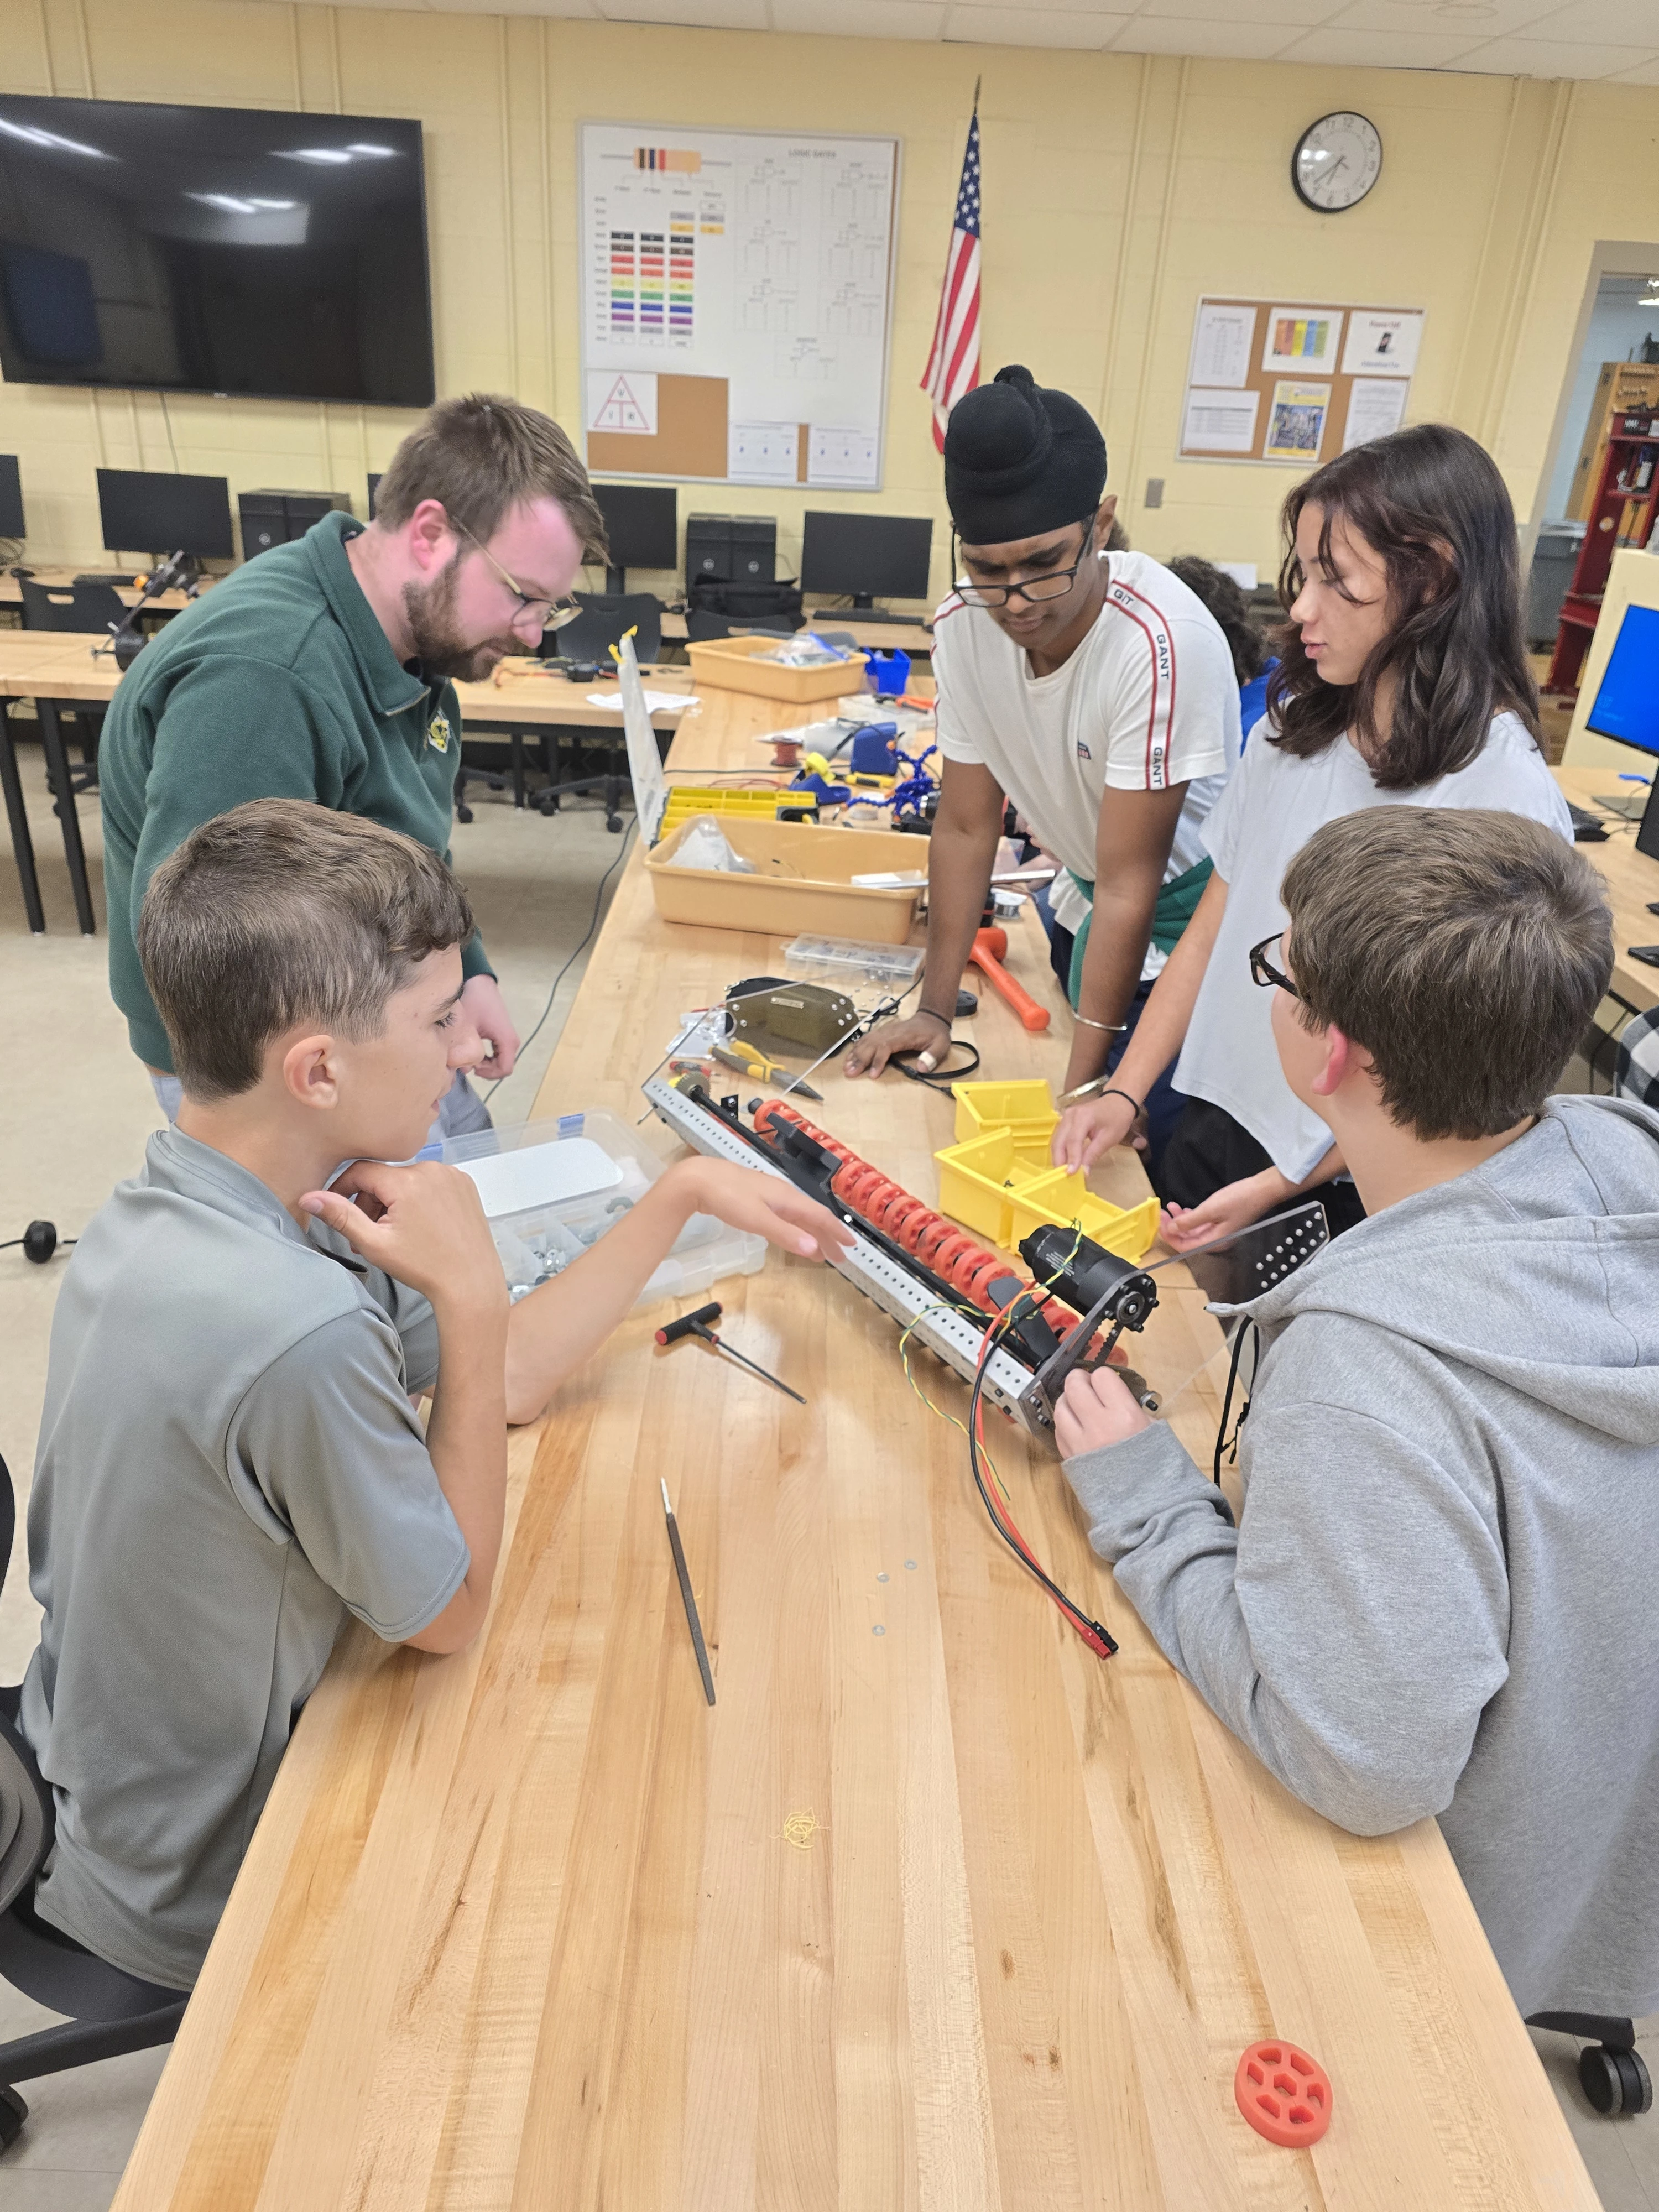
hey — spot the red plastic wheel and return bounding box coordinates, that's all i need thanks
[1234,2040,1332,2148]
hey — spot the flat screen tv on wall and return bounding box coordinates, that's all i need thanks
[0,95,435,408]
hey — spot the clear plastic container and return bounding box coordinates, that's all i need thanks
[440,1109,766,1310]
[785,935,926,985]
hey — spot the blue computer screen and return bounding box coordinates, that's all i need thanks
[1585,602,1659,757]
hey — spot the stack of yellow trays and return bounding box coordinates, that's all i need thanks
[936,1081,1159,1262]
[657,786,815,838]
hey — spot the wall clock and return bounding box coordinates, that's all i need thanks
[1292,112,1383,212]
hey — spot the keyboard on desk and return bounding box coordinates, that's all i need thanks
[1569,801,1609,842]
[72,571,139,588]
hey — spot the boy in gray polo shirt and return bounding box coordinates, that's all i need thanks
[20,801,844,1991]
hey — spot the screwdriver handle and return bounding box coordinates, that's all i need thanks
[655,1301,723,1346]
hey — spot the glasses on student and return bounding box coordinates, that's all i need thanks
[1249,933,1303,1000]
[953,514,1099,609]
[449,513,581,633]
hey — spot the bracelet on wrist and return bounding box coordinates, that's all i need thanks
[1072,1011,1127,1032]
[916,1005,955,1030]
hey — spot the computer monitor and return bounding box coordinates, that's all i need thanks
[0,454,23,540]
[592,483,677,594]
[800,512,933,609]
[97,468,234,560]
[1585,602,1659,758]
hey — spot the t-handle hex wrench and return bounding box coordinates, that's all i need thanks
[654,1301,806,1404]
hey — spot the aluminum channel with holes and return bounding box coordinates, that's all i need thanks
[645,1073,1042,1429]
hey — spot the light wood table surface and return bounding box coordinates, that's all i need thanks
[108,677,1598,2211]
[0,632,693,735]
[1554,761,1659,1014]
[0,564,203,616]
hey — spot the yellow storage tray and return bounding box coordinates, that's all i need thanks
[951,1079,1060,1167]
[685,633,868,703]
[933,1130,1025,1246]
[644,814,925,943]
[1006,1169,1160,1265]
[658,786,808,838]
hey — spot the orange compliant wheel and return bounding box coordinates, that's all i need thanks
[1234,2040,1332,2148]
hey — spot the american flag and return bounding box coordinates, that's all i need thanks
[920,100,981,454]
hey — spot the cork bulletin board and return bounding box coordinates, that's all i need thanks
[1178,296,1425,466]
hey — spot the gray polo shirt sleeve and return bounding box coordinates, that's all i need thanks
[226,1308,469,1641]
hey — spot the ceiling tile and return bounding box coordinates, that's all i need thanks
[599,0,766,21]
[768,0,947,29]
[1607,54,1659,80]
[1526,0,1659,39]
[1133,0,1342,23]
[1321,0,1558,30]
[1113,17,1319,54]
[944,4,1127,42]
[1444,30,1654,69]
[1272,22,1489,60]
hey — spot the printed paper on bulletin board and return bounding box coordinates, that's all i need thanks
[1178,296,1423,466]
[580,122,901,489]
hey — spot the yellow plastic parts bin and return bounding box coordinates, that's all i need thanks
[644,814,925,942]
[951,1079,1060,1167]
[1006,1170,1159,1265]
[933,1130,1025,1246]
[684,632,868,704]
[656,786,810,840]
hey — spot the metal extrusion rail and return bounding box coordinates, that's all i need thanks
[644,1073,1041,1426]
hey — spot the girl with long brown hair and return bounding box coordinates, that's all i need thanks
[1053,422,1573,1241]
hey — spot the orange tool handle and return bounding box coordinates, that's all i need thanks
[970,931,1050,1033]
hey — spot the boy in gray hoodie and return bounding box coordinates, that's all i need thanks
[1056,806,1659,2027]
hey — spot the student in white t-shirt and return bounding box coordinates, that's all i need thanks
[1053,422,1573,1243]
[845,368,1238,1165]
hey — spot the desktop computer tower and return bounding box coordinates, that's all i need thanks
[239,489,352,560]
[686,514,776,585]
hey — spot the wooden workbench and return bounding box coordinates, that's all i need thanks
[0,632,693,735]
[106,677,1600,2211]
[1555,762,1659,1015]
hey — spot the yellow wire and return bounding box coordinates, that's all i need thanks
[896,1300,1010,1507]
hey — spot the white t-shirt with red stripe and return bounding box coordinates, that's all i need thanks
[931,551,1238,973]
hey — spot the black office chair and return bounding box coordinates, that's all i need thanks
[16,580,115,802]
[684,611,799,642]
[17,581,126,638]
[0,1453,189,2154]
[1527,2012,1652,2117]
[549,591,662,664]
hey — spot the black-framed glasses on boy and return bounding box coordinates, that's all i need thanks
[952,511,1101,609]
[1249,932,1303,1000]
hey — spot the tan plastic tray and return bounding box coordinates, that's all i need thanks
[684,632,868,703]
[644,815,925,942]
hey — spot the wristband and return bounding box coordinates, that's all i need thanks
[1099,1086,1143,1115]
[916,1005,955,1030]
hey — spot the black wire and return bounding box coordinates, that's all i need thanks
[966,1303,1117,1655]
[888,1039,980,1090]
[1213,1316,1258,1488]
[483,817,635,1099]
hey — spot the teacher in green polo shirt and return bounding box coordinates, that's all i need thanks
[100,392,606,1141]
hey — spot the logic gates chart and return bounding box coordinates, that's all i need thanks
[581,123,900,488]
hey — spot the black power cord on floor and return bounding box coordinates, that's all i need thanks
[483,818,637,1101]
[1,1221,74,1265]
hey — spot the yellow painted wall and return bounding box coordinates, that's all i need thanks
[3,0,1659,603]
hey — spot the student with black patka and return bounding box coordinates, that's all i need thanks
[844,367,1239,1170]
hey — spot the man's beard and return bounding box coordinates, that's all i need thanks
[401,560,519,683]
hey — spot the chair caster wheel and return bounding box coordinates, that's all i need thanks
[606,814,623,833]
[1580,2043,1652,2115]
[455,805,474,825]
[0,2083,29,2150]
